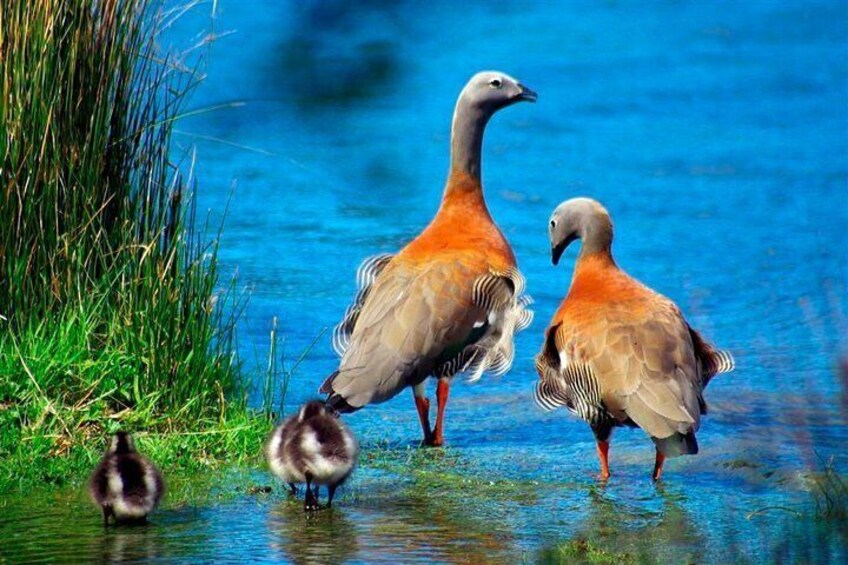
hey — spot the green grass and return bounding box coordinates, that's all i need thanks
[537,539,635,565]
[0,0,273,491]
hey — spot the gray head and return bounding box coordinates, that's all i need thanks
[109,431,136,456]
[457,71,537,114]
[450,71,536,179]
[549,197,614,265]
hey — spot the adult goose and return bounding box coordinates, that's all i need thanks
[321,71,536,446]
[534,198,734,480]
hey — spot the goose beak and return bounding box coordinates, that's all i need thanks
[551,241,566,266]
[516,83,537,103]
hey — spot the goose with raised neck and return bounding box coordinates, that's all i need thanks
[322,71,536,448]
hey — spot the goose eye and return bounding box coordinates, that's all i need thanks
[489,78,502,89]
[550,219,557,229]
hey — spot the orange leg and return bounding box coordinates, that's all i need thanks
[596,440,611,480]
[431,378,450,447]
[413,383,432,445]
[652,449,666,481]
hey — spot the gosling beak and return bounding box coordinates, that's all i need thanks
[516,83,538,103]
[551,241,566,266]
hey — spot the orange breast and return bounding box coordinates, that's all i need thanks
[399,170,515,272]
[553,252,653,328]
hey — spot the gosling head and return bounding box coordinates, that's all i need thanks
[298,400,334,422]
[460,71,537,114]
[109,431,136,456]
[549,197,614,265]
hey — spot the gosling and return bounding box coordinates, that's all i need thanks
[266,401,358,511]
[88,431,164,526]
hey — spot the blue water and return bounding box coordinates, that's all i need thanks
[6,1,846,563]
[175,1,847,445]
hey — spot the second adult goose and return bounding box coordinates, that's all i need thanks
[534,198,734,480]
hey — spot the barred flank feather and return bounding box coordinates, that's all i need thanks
[356,254,394,290]
[515,295,534,332]
[534,380,569,412]
[713,350,735,374]
[471,273,513,311]
[563,364,603,423]
[434,348,477,379]
[464,269,533,383]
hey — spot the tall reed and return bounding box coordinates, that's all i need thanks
[0,0,244,445]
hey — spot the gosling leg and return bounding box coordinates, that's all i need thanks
[327,483,337,508]
[304,473,319,512]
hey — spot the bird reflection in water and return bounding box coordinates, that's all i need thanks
[268,501,360,565]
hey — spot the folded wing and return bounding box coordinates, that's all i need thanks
[323,255,532,409]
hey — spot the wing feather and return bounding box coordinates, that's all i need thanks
[326,259,532,407]
[332,253,395,356]
[462,269,533,382]
[533,323,570,411]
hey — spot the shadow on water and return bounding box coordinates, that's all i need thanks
[272,0,404,109]
[269,486,515,564]
[536,484,714,563]
[536,476,848,564]
[1,446,845,563]
[0,492,168,563]
[263,444,521,563]
[359,490,515,564]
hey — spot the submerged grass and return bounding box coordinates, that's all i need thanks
[810,456,848,522]
[0,0,271,491]
[537,539,635,565]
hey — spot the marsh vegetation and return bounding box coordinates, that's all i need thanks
[0,0,269,490]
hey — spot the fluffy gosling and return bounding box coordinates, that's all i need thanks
[266,401,358,511]
[89,432,164,526]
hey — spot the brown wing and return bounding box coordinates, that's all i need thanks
[322,258,487,408]
[332,253,395,356]
[559,297,703,441]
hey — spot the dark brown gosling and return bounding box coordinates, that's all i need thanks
[88,431,164,526]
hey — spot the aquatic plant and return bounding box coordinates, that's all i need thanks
[0,0,264,488]
[537,539,635,565]
[810,457,847,523]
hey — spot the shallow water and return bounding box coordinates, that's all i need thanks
[4,0,847,563]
